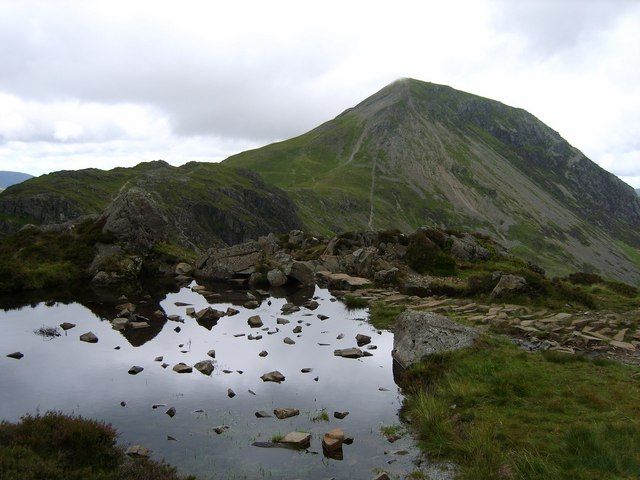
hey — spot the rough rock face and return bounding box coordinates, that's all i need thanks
[491,274,527,299]
[196,241,263,280]
[392,310,478,368]
[0,192,85,234]
[100,187,168,250]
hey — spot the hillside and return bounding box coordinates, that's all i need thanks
[0,161,300,247]
[226,79,640,282]
[0,170,33,189]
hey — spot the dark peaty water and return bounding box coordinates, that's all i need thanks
[0,282,422,479]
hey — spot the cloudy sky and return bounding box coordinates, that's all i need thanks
[0,0,639,186]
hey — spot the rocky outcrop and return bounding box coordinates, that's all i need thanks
[196,241,263,280]
[491,274,527,299]
[392,310,478,368]
[100,187,168,250]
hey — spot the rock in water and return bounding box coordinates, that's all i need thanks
[322,427,344,452]
[261,371,285,383]
[392,310,477,368]
[79,332,98,343]
[128,366,144,375]
[248,315,263,328]
[279,431,311,448]
[356,333,371,346]
[59,322,76,331]
[207,349,216,358]
[194,360,214,376]
[334,347,365,358]
[283,337,295,345]
[125,445,151,458]
[172,363,193,373]
[227,389,236,398]
[166,407,176,417]
[6,352,23,360]
[273,408,299,419]
[334,411,349,419]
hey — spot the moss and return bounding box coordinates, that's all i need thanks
[405,230,457,276]
[342,295,369,309]
[0,412,195,480]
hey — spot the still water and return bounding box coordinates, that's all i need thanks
[0,282,422,479]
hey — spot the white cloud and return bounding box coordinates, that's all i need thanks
[0,0,637,185]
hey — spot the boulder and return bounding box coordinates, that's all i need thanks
[303,299,319,310]
[288,261,315,286]
[277,318,290,325]
[261,371,285,383]
[226,307,239,316]
[267,268,288,287]
[392,310,478,368]
[281,303,300,314]
[279,431,311,448]
[175,262,194,276]
[450,234,490,262]
[79,332,98,343]
[491,274,527,299]
[274,408,299,419]
[195,241,263,281]
[194,360,214,376]
[356,334,371,346]
[374,267,399,285]
[248,315,263,328]
[196,307,225,322]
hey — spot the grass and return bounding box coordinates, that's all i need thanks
[0,412,195,480]
[342,294,369,309]
[380,424,403,437]
[310,410,329,422]
[270,433,284,442]
[400,336,640,480]
[369,301,405,329]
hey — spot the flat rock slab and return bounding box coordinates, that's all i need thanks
[279,431,311,448]
[334,347,366,358]
[392,310,478,368]
[274,408,299,419]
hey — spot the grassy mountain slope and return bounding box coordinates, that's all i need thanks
[0,161,301,248]
[226,79,640,283]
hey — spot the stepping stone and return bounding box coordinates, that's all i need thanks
[79,332,98,343]
[248,315,263,328]
[277,318,290,325]
[172,363,192,373]
[194,360,214,376]
[334,348,365,358]
[356,334,371,346]
[128,366,144,375]
[279,431,311,448]
[322,428,344,452]
[261,371,285,383]
[59,322,76,330]
[273,408,299,419]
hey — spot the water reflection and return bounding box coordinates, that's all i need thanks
[0,281,423,479]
